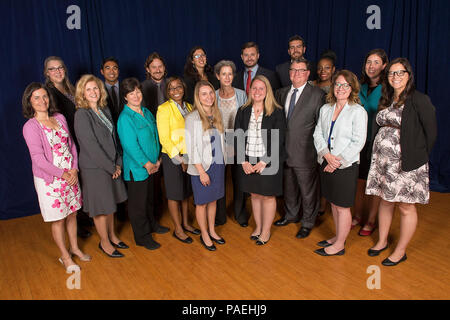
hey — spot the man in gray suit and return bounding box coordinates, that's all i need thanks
[274,58,325,238]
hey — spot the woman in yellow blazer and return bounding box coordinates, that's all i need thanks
[156,77,200,244]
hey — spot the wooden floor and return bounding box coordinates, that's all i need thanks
[1,184,449,300]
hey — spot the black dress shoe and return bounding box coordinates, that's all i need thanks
[296,227,311,239]
[200,236,216,251]
[317,240,333,247]
[136,238,161,250]
[382,254,407,266]
[214,221,226,227]
[314,247,345,256]
[239,222,249,228]
[154,225,169,234]
[110,240,129,249]
[209,234,225,245]
[182,227,201,235]
[77,227,92,238]
[172,232,193,244]
[98,242,124,258]
[367,245,388,257]
[274,218,299,226]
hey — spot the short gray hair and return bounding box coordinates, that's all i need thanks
[214,60,236,76]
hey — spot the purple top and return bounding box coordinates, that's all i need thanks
[23,113,78,184]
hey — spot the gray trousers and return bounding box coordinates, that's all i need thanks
[283,165,320,229]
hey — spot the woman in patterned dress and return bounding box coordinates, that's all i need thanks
[22,82,87,273]
[365,58,437,266]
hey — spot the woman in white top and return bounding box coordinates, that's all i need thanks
[313,70,367,256]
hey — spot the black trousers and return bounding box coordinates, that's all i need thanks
[215,164,249,225]
[126,173,158,245]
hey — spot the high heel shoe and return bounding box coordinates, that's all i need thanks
[250,234,260,241]
[314,247,345,256]
[58,257,80,273]
[98,242,124,258]
[359,222,376,236]
[200,236,216,251]
[182,226,201,235]
[317,240,333,248]
[209,233,225,245]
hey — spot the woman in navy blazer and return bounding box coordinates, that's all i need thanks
[74,75,128,258]
[117,78,168,250]
[313,70,367,256]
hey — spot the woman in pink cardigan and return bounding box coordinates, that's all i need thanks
[22,82,89,273]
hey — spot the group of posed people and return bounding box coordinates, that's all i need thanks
[22,35,437,273]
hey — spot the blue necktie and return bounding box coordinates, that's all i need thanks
[287,88,298,120]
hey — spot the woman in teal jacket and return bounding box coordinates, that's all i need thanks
[353,49,388,236]
[117,78,168,250]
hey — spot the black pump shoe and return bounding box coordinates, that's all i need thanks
[99,242,124,258]
[209,233,225,245]
[314,247,345,256]
[317,240,333,248]
[367,245,388,257]
[200,236,216,251]
[382,254,407,266]
[172,232,193,244]
[110,240,129,249]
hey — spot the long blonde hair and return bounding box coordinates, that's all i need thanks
[193,80,224,133]
[43,56,75,96]
[75,74,108,109]
[242,75,281,116]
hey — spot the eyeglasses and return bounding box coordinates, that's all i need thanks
[289,68,307,74]
[169,86,183,91]
[47,66,64,73]
[335,83,351,90]
[387,70,408,77]
[193,54,206,59]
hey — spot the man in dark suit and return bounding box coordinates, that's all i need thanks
[276,35,316,88]
[100,57,122,125]
[274,58,325,239]
[233,41,280,93]
[141,52,168,117]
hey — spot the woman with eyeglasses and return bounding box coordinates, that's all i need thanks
[156,76,200,244]
[44,56,92,238]
[352,49,389,236]
[313,70,367,256]
[183,46,219,105]
[365,58,437,266]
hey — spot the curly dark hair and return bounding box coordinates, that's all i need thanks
[183,46,213,81]
[22,82,58,119]
[144,52,167,80]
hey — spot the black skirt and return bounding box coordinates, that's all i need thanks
[320,161,359,208]
[238,161,283,197]
[161,153,192,201]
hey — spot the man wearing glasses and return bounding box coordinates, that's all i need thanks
[276,35,316,88]
[274,58,325,239]
[233,41,280,93]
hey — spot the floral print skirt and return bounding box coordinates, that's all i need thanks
[365,105,430,204]
[34,120,82,222]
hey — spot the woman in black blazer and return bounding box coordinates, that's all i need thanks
[183,46,219,104]
[74,75,128,258]
[365,58,437,266]
[234,75,287,245]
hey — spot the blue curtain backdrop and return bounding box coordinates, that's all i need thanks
[1,0,449,219]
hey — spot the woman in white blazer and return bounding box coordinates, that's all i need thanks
[185,80,226,251]
[313,70,367,256]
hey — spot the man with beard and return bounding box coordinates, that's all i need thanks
[141,52,169,116]
[233,42,280,93]
[100,57,122,125]
[276,35,316,88]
